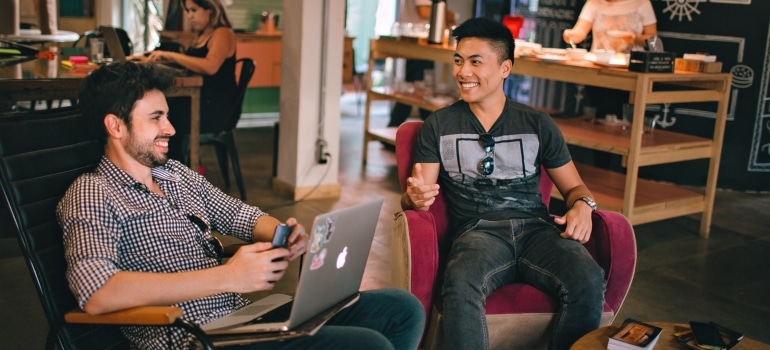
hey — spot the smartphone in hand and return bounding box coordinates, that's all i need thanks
[272,224,292,249]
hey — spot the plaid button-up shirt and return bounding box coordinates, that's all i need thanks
[57,157,267,349]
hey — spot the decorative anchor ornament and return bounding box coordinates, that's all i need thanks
[655,103,676,128]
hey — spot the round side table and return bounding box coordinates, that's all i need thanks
[571,322,770,350]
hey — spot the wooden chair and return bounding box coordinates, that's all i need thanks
[391,121,638,349]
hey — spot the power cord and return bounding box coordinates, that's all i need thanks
[264,152,333,211]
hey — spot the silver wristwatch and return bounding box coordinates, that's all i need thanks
[574,196,597,211]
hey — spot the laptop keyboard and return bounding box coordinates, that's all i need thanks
[245,300,294,324]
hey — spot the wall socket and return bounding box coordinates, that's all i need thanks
[316,139,329,164]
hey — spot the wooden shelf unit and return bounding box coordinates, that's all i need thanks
[364,38,732,237]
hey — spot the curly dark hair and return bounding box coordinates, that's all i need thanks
[451,17,515,63]
[78,61,175,144]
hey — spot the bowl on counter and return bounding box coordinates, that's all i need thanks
[514,39,542,57]
[591,49,616,63]
[565,48,587,60]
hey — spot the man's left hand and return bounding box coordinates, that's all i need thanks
[553,203,593,243]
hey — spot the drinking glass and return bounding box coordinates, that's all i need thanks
[89,38,104,63]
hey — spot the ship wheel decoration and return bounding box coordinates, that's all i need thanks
[662,0,705,22]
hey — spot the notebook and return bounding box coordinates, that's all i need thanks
[201,197,384,338]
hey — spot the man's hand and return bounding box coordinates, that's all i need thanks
[283,217,308,261]
[223,242,289,293]
[553,202,593,243]
[404,163,440,211]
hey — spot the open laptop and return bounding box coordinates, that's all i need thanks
[201,197,384,337]
[99,26,128,62]
[100,26,188,74]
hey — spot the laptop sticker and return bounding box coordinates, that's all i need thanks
[310,226,325,254]
[324,216,336,241]
[310,248,327,270]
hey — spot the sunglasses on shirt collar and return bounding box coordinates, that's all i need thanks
[477,133,495,176]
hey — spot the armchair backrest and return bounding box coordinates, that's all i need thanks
[395,121,554,241]
[0,107,127,349]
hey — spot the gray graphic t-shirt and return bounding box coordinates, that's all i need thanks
[414,99,571,232]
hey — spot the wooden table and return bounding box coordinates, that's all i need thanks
[0,57,203,170]
[571,322,770,350]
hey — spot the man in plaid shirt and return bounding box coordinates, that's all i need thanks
[57,61,424,349]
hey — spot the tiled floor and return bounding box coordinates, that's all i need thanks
[1,91,769,349]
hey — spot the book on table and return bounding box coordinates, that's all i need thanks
[607,319,663,350]
[675,321,744,350]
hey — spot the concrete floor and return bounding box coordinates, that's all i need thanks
[1,92,769,349]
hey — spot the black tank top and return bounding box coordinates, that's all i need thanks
[186,35,237,133]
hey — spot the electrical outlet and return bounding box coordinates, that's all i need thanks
[316,139,328,164]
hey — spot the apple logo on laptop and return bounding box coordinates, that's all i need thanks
[336,247,348,269]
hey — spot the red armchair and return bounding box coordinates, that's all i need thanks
[391,121,637,350]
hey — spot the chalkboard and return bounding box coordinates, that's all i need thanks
[482,0,770,191]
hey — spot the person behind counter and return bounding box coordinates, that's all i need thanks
[562,0,658,121]
[129,0,236,165]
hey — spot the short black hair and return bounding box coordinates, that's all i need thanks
[78,61,175,144]
[451,17,515,63]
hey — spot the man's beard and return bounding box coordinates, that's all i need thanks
[126,132,169,168]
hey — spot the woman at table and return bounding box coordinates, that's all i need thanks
[130,0,236,164]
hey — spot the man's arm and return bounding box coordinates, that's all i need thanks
[546,161,594,243]
[401,162,440,211]
[85,243,289,314]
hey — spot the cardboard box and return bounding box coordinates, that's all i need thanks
[674,58,723,73]
[628,51,675,73]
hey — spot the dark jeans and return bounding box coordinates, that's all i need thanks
[441,217,606,350]
[388,59,434,127]
[228,289,426,350]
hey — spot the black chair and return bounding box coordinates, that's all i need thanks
[199,58,256,200]
[0,107,214,349]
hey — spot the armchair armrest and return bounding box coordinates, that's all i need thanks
[65,306,215,350]
[393,210,441,318]
[587,210,637,315]
[65,306,183,325]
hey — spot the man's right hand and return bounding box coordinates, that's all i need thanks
[404,163,440,211]
[224,242,290,293]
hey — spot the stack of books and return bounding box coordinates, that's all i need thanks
[675,321,744,350]
[608,319,663,350]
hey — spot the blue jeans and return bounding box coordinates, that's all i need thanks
[228,288,425,350]
[442,217,606,350]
